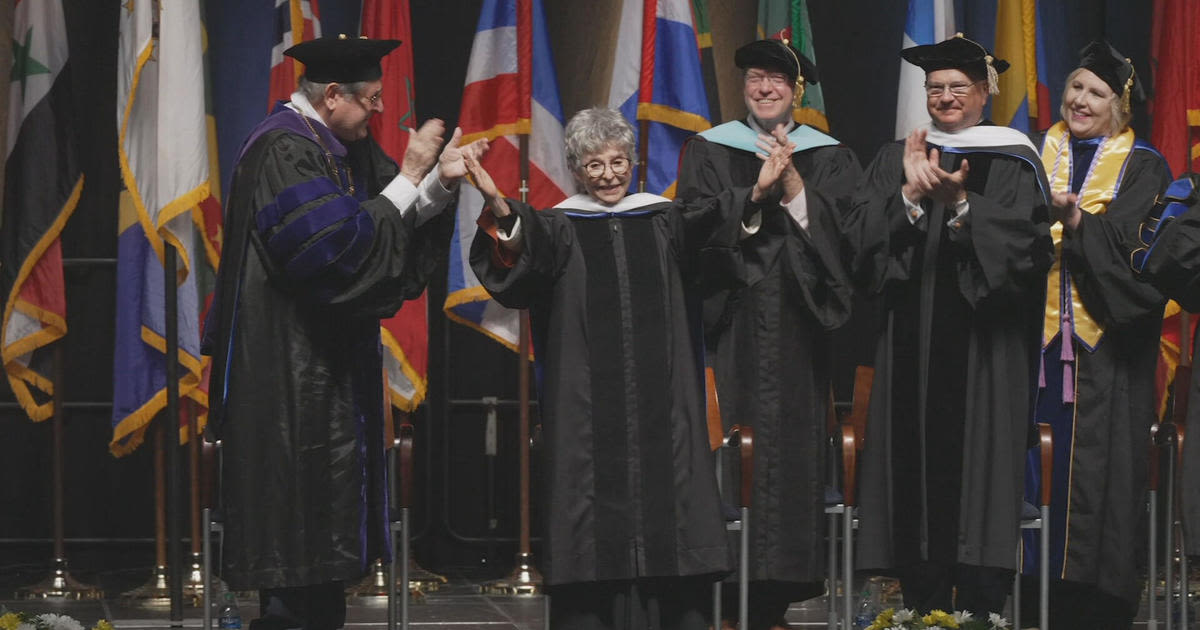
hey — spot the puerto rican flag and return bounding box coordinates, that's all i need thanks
[608,0,712,198]
[268,0,321,107]
[443,0,571,351]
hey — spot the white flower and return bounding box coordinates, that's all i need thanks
[988,612,1010,629]
[893,609,915,623]
[34,614,85,630]
[953,610,974,623]
[16,624,36,630]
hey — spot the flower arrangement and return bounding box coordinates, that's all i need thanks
[864,608,1010,630]
[0,611,113,630]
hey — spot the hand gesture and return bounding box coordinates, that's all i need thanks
[465,155,511,218]
[770,125,805,201]
[400,118,446,185]
[901,128,939,203]
[437,128,491,184]
[926,148,970,207]
[752,134,796,202]
[1051,190,1081,230]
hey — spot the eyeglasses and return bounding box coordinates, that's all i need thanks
[745,72,790,87]
[584,157,631,179]
[924,81,982,97]
[358,90,382,107]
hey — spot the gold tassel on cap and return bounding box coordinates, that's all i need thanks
[1121,61,1134,114]
[779,37,806,107]
[984,54,999,95]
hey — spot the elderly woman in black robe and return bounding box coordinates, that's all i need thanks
[467,106,795,630]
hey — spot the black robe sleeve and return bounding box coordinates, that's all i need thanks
[248,132,453,318]
[468,200,569,310]
[1142,200,1200,311]
[1064,149,1170,325]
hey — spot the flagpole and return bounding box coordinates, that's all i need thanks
[483,133,543,596]
[118,423,173,601]
[15,344,103,600]
[638,120,650,193]
[164,242,185,623]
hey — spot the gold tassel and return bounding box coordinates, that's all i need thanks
[985,54,999,95]
[779,37,806,109]
[1121,61,1134,114]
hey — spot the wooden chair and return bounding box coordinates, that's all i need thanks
[825,366,872,629]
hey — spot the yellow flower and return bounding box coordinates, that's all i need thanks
[0,613,22,630]
[91,621,114,630]
[922,610,959,628]
[867,608,896,630]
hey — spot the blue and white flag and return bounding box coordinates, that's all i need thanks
[895,0,956,139]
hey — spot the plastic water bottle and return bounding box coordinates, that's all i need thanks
[218,591,242,629]
[852,578,885,629]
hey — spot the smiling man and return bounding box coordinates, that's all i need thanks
[675,39,861,630]
[843,34,1054,616]
[203,35,487,630]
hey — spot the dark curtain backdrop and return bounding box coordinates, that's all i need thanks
[0,0,1155,582]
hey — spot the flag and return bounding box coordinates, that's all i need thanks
[112,0,216,455]
[609,0,712,197]
[443,0,572,351]
[1149,0,1199,420]
[362,0,427,410]
[756,0,828,131]
[895,0,955,139]
[268,0,322,108]
[1150,0,1199,177]
[991,0,1038,132]
[691,0,721,123]
[2,0,82,422]
[1032,7,1052,130]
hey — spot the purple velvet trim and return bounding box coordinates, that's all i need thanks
[1059,274,1076,403]
[256,178,342,235]
[284,211,376,281]
[266,195,359,260]
[237,102,348,164]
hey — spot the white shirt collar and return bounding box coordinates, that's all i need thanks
[286,91,328,129]
[746,115,796,136]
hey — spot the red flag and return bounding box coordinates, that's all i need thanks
[362,0,427,411]
[1151,0,1200,176]
[268,0,322,108]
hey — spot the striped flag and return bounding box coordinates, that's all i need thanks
[756,0,829,131]
[991,0,1038,132]
[691,0,721,122]
[112,0,216,455]
[443,0,571,351]
[268,0,322,108]
[609,0,712,197]
[895,0,956,139]
[362,0,427,410]
[2,0,82,422]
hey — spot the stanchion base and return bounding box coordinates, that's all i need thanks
[480,552,542,596]
[405,557,448,593]
[15,558,103,600]
[348,559,392,598]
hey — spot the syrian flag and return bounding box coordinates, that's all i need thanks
[2,0,83,422]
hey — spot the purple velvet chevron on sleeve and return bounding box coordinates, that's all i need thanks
[256,177,378,300]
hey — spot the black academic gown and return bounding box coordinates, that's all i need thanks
[203,106,453,591]
[844,132,1054,575]
[675,132,860,595]
[1027,134,1169,609]
[470,194,749,588]
[1138,175,1200,558]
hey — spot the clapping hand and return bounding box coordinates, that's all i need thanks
[400,118,446,185]
[437,127,490,186]
[1051,190,1081,230]
[752,133,797,202]
[464,155,511,218]
[901,128,969,207]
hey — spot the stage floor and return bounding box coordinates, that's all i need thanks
[0,576,1183,629]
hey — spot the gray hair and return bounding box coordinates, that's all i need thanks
[563,107,636,173]
[1059,67,1130,137]
[297,77,369,105]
